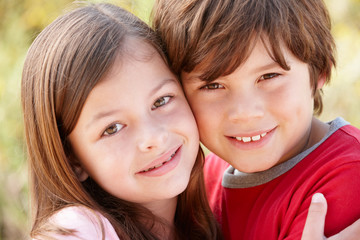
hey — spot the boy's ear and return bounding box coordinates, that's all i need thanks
[317,74,327,89]
[73,163,89,182]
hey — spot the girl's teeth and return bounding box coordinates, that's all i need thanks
[261,133,267,137]
[242,137,251,142]
[154,163,163,168]
[142,152,176,172]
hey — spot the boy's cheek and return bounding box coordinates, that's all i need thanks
[191,107,218,144]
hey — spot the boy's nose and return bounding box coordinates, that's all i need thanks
[137,119,169,152]
[228,93,264,122]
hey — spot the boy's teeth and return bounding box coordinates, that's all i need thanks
[234,132,267,143]
[251,135,261,141]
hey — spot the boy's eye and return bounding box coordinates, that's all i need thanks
[259,73,280,80]
[103,123,124,136]
[152,96,172,109]
[201,82,224,90]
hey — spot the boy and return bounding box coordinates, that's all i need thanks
[152,0,360,239]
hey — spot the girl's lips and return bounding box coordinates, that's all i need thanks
[136,146,182,176]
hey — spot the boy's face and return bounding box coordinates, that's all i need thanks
[181,39,324,172]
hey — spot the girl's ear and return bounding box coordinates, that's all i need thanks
[68,148,89,182]
[317,74,327,89]
[73,164,89,182]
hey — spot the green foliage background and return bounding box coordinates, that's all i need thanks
[0,0,358,239]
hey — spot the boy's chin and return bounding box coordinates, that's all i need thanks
[230,160,277,173]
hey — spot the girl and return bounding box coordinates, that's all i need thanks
[21,3,221,239]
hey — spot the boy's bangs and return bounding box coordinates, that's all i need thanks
[260,34,291,71]
[189,32,290,83]
[188,34,256,83]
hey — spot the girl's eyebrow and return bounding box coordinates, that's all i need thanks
[148,78,178,97]
[87,109,122,129]
[87,78,178,127]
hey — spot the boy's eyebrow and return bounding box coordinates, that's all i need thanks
[182,73,204,83]
[252,62,282,74]
[182,61,285,83]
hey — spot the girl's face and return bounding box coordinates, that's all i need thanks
[68,39,199,208]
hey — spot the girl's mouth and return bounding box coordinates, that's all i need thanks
[138,147,180,173]
[140,151,177,173]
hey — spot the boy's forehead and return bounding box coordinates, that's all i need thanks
[181,70,203,84]
[181,37,290,83]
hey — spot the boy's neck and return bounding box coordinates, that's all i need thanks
[303,117,330,152]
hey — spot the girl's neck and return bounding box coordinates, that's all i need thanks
[143,196,178,239]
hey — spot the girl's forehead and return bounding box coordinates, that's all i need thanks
[122,37,158,59]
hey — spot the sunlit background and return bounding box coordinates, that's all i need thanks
[0,0,359,239]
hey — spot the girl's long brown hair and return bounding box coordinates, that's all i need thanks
[21,3,221,240]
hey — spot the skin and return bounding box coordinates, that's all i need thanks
[68,38,199,234]
[181,38,329,173]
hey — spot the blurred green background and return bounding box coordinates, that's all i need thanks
[0,0,359,239]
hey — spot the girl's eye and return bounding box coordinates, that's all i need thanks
[259,73,280,80]
[152,96,172,109]
[102,123,124,136]
[201,82,224,90]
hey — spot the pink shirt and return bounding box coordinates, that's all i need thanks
[34,206,119,239]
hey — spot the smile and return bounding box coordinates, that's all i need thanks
[233,132,267,143]
[139,148,178,173]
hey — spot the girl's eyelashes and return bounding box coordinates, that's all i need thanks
[102,123,124,137]
[200,82,224,90]
[151,96,172,110]
[100,95,173,137]
[259,72,280,81]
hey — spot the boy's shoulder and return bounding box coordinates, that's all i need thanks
[46,205,119,240]
[308,118,360,166]
[339,123,360,142]
[319,118,360,152]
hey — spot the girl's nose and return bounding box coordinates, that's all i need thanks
[137,119,169,152]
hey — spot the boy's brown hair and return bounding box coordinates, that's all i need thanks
[152,0,336,115]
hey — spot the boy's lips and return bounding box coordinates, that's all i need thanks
[227,127,276,147]
[137,146,181,174]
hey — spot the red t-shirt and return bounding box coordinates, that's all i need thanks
[204,119,360,239]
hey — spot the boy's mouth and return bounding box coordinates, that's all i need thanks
[231,132,268,143]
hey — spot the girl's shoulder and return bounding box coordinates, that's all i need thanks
[35,206,119,240]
